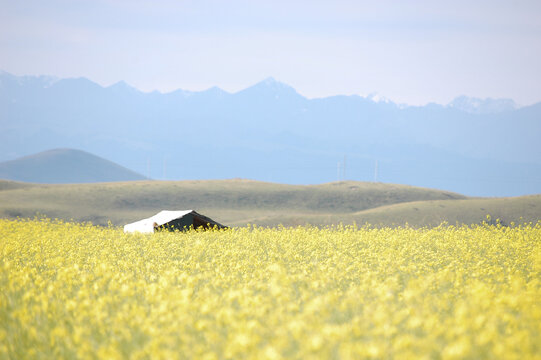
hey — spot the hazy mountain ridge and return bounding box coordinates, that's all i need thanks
[0,149,146,183]
[1,71,540,196]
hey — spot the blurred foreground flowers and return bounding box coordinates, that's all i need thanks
[1,219,540,359]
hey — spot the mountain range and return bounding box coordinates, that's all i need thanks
[1,70,540,196]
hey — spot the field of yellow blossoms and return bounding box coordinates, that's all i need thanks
[1,218,540,359]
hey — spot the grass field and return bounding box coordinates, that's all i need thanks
[1,218,540,359]
[0,179,540,228]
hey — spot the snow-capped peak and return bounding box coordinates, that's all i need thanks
[365,92,393,104]
[448,96,517,114]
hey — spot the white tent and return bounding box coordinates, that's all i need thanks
[124,210,226,233]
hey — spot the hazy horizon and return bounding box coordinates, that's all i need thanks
[1,0,540,106]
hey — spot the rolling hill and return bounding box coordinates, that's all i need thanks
[253,196,541,228]
[0,148,147,183]
[0,179,539,228]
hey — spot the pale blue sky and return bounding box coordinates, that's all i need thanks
[1,0,540,105]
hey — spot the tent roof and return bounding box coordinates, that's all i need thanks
[124,210,194,233]
[124,210,225,233]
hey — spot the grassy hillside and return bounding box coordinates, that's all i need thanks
[0,178,538,227]
[253,196,541,228]
[0,148,146,183]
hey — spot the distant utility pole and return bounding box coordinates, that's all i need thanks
[337,156,347,182]
[374,159,378,182]
[343,155,346,181]
[163,156,167,180]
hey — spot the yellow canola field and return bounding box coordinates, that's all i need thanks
[1,219,540,359]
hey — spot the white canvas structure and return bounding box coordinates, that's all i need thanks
[124,210,226,233]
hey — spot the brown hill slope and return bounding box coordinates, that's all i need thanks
[0,179,468,226]
[250,196,541,228]
[1,179,539,227]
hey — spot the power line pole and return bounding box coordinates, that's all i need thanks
[162,156,166,180]
[343,155,346,181]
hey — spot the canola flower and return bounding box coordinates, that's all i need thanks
[0,218,540,359]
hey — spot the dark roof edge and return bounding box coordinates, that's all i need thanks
[191,211,228,229]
